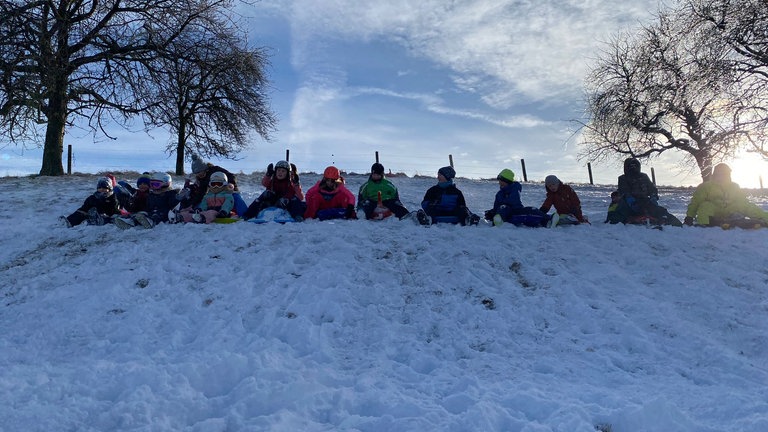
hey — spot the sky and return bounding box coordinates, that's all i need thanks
[2,0,768,187]
[2,174,767,431]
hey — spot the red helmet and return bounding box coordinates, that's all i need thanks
[323,166,340,180]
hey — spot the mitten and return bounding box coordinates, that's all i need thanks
[266,163,275,177]
[290,163,300,184]
[484,209,495,220]
[683,216,694,226]
[217,210,229,218]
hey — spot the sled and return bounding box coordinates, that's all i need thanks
[248,207,296,224]
[370,191,393,220]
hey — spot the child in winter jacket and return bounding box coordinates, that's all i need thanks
[422,166,479,225]
[357,162,412,220]
[61,177,120,227]
[243,160,306,221]
[483,169,548,227]
[685,163,768,227]
[539,175,587,226]
[179,171,235,224]
[125,172,182,228]
[615,158,682,226]
[304,166,356,220]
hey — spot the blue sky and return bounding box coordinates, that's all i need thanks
[2,0,768,187]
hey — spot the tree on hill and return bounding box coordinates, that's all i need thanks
[579,9,766,182]
[0,0,255,176]
[140,25,276,175]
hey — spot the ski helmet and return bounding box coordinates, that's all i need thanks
[209,171,228,186]
[323,166,341,180]
[275,160,291,172]
[150,172,172,189]
[96,177,113,191]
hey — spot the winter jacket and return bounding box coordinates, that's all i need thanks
[145,187,181,222]
[618,172,658,203]
[199,186,235,215]
[421,182,467,215]
[686,180,768,224]
[491,181,523,211]
[79,192,120,216]
[126,189,150,213]
[262,174,304,201]
[187,165,238,207]
[539,182,584,221]
[358,176,400,203]
[304,181,356,219]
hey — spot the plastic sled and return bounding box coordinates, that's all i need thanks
[248,207,296,224]
[370,191,394,220]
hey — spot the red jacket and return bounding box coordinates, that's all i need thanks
[304,180,355,219]
[262,175,304,201]
[539,182,584,221]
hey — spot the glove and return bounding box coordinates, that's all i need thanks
[217,210,229,218]
[361,199,372,208]
[290,163,300,184]
[278,197,290,208]
[176,188,190,200]
[345,204,357,219]
[266,163,274,177]
[684,216,694,226]
[484,210,495,220]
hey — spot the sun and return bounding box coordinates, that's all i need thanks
[728,152,768,189]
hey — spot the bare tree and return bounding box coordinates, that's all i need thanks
[688,0,768,158]
[0,0,237,176]
[142,25,276,175]
[579,10,763,181]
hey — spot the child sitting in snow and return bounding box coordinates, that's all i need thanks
[539,174,587,226]
[61,177,120,227]
[483,169,548,227]
[304,166,357,220]
[179,171,235,224]
[243,160,306,221]
[124,172,182,228]
[421,166,480,225]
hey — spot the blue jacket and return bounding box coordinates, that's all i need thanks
[493,182,523,211]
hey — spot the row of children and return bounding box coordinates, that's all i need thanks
[61,154,768,229]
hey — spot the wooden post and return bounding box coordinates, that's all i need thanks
[375,151,379,163]
[650,167,656,185]
[520,159,528,182]
[285,149,290,162]
[67,144,72,175]
[587,162,594,185]
[760,176,764,190]
[448,154,454,168]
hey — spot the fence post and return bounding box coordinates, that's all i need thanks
[448,154,454,168]
[760,175,764,190]
[285,149,290,162]
[375,151,379,163]
[67,144,72,175]
[587,162,594,185]
[650,167,656,185]
[520,159,528,182]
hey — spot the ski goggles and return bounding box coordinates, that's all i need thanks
[209,181,224,187]
[149,180,165,189]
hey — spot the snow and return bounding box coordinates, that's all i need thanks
[1,173,767,432]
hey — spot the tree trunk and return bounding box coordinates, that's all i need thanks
[39,77,68,176]
[692,149,714,183]
[175,118,186,175]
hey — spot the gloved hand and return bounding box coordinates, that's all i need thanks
[217,210,229,218]
[176,188,190,200]
[361,199,372,208]
[345,204,357,219]
[266,163,274,177]
[290,163,299,184]
[683,216,694,226]
[484,209,495,220]
[278,197,290,208]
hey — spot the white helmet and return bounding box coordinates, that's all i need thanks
[209,171,228,185]
[150,172,172,189]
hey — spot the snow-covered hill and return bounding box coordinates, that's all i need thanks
[1,173,767,432]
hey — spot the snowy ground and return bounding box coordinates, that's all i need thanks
[1,172,767,432]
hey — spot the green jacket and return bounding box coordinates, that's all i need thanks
[686,180,768,220]
[358,176,400,203]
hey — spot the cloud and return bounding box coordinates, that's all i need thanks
[283,0,657,105]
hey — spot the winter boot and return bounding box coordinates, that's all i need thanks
[493,214,503,227]
[59,215,72,228]
[87,208,105,226]
[113,216,137,230]
[416,209,431,226]
[133,212,155,229]
[548,213,560,228]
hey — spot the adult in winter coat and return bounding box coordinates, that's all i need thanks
[243,160,306,221]
[180,171,235,224]
[178,153,242,212]
[357,162,410,220]
[304,166,357,220]
[684,163,768,227]
[613,158,682,226]
[421,166,479,225]
[539,175,586,225]
[483,168,548,227]
[61,177,120,227]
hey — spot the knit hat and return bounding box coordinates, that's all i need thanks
[136,173,151,188]
[545,175,560,186]
[497,169,515,184]
[371,163,385,175]
[191,154,208,174]
[712,163,731,177]
[438,166,456,180]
